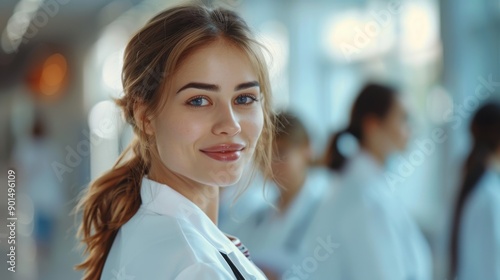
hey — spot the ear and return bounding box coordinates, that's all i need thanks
[133,102,155,136]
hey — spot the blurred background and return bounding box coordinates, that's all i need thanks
[0,0,498,279]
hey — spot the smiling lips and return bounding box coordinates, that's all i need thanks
[200,143,245,162]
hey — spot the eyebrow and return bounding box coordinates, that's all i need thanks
[235,81,260,91]
[176,81,260,94]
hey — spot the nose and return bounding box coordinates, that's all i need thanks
[212,104,241,136]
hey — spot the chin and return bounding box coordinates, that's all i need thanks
[201,169,243,187]
[213,158,249,179]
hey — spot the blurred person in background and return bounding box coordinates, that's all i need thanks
[450,101,500,280]
[227,112,331,279]
[299,83,432,280]
[217,149,277,270]
[12,113,64,259]
[74,4,274,280]
[218,166,277,236]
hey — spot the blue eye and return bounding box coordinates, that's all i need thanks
[187,96,210,107]
[235,94,258,105]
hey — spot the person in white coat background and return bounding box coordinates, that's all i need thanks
[74,4,274,280]
[223,112,331,280]
[450,101,500,280]
[296,83,432,280]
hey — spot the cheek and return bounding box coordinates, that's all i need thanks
[392,121,409,146]
[290,152,308,174]
[240,110,264,146]
[398,120,410,140]
[271,163,286,179]
[275,152,304,176]
[154,114,207,160]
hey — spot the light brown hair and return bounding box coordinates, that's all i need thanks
[73,4,274,279]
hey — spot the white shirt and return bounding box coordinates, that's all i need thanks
[101,176,267,280]
[298,152,432,280]
[458,168,500,280]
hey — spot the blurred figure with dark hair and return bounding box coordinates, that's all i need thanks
[12,112,64,278]
[301,84,432,280]
[324,84,408,171]
[13,114,64,250]
[450,101,500,280]
[228,111,331,280]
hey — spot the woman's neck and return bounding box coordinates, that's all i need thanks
[148,164,220,225]
[361,141,387,167]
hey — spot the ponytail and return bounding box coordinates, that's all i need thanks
[325,128,358,171]
[449,145,489,278]
[74,138,149,280]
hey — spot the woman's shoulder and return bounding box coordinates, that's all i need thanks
[123,207,221,259]
[466,170,500,214]
[102,208,228,278]
[479,170,500,197]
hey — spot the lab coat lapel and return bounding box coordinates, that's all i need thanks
[140,176,263,279]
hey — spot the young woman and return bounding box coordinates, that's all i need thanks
[301,84,432,280]
[450,102,500,280]
[74,4,273,280]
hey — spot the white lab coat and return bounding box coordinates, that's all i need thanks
[229,168,332,274]
[101,176,267,280]
[298,151,432,280]
[458,168,500,280]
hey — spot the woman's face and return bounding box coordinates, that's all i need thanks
[380,98,410,152]
[271,140,309,192]
[149,40,264,187]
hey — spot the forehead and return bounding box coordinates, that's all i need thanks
[171,40,258,87]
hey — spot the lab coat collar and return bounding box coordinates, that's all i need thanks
[349,150,385,176]
[140,176,235,255]
[344,150,391,192]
